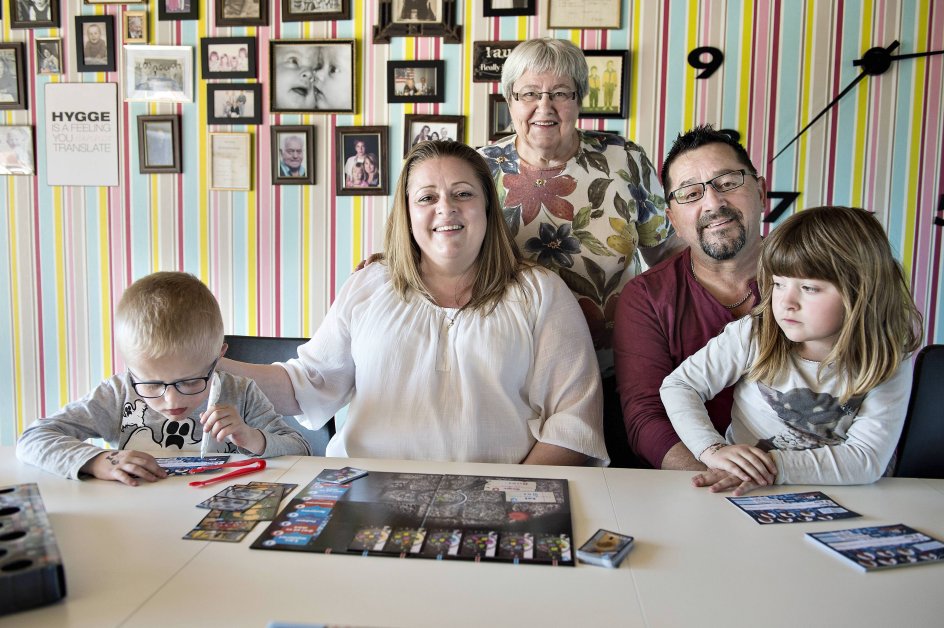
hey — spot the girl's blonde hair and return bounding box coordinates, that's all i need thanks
[383,140,524,313]
[749,206,923,402]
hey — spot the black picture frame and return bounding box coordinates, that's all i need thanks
[35,38,63,76]
[387,60,445,104]
[216,0,268,26]
[158,0,199,21]
[483,0,535,17]
[281,0,349,22]
[269,39,355,114]
[75,15,117,72]
[137,115,182,174]
[336,126,388,196]
[471,40,519,83]
[0,44,27,110]
[10,0,60,29]
[403,114,464,155]
[374,0,462,44]
[488,94,513,141]
[201,37,257,79]
[271,125,315,185]
[580,50,630,119]
[207,83,263,125]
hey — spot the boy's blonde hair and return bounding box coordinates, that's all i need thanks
[115,272,224,364]
[748,206,923,403]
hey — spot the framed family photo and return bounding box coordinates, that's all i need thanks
[547,0,621,30]
[483,0,535,17]
[36,38,63,76]
[207,84,262,125]
[0,126,35,176]
[10,0,59,29]
[269,40,354,114]
[76,15,117,73]
[387,60,445,104]
[580,49,630,119]
[124,45,193,102]
[0,44,28,110]
[471,40,519,83]
[271,125,314,185]
[216,0,268,27]
[374,0,462,44]
[158,0,198,21]
[201,37,256,79]
[335,126,387,196]
[488,94,514,141]
[209,132,251,190]
[137,115,181,174]
[281,0,348,22]
[123,11,148,44]
[404,114,463,155]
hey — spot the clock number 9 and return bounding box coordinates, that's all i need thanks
[688,47,724,79]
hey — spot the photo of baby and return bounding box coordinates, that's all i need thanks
[270,40,353,113]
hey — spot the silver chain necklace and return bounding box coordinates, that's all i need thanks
[690,258,753,310]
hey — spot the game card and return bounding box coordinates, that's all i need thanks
[498,532,534,560]
[727,491,860,524]
[576,529,634,568]
[460,531,498,558]
[183,529,250,543]
[504,491,557,503]
[421,529,462,558]
[197,485,274,511]
[156,455,230,476]
[315,467,368,484]
[483,479,537,492]
[382,528,427,556]
[348,526,392,552]
[535,533,572,564]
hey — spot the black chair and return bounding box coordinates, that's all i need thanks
[895,344,944,478]
[223,334,335,456]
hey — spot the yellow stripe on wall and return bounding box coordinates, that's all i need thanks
[54,193,67,403]
[797,3,816,204]
[98,201,112,375]
[737,1,753,140]
[8,186,23,432]
[683,0,699,127]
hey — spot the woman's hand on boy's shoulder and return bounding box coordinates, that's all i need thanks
[81,450,168,486]
[200,404,266,456]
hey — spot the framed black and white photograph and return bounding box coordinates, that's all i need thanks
[123,11,147,44]
[76,15,117,73]
[281,0,348,22]
[483,0,535,17]
[216,0,268,27]
[374,0,461,44]
[270,39,354,114]
[137,115,181,174]
[488,93,513,141]
[471,41,519,83]
[36,38,63,76]
[0,126,35,176]
[271,125,314,185]
[158,0,198,21]
[209,132,252,190]
[0,44,28,110]
[548,0,621,30]
[201,37,256,79]
[335,126,387,196]
[580,50,630,119]
[124,45,194,103]
[207,84,262,125]
[10,0,59,29]
[387,60,444,104]
[404,114,463,155]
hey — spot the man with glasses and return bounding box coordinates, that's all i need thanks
[614,125,766,470]
[16,272,309,485]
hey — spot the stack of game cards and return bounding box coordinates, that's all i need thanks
[576,529,634,568]
[185,481,296,542]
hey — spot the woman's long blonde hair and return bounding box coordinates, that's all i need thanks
[748,206,923,402]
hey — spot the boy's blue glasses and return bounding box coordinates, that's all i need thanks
[129,358,219,398]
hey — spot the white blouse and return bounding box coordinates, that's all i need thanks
[280,263,608,464]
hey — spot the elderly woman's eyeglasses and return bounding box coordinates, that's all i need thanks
[129,358,219,398]
[511,91,577,103]
[667,169,758,204]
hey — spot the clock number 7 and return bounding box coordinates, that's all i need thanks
[688,47,724,79]
[763,191,801,223]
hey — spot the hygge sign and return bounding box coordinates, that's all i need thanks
[45,82,120,187]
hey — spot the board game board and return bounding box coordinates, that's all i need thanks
[252,471,575,566]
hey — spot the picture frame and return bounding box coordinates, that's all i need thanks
[124,45,194,103]
[580,50,630,119]
[216,0,268,27]
[84,0,139,4]
[123,11,148,44]
[488,94,513,141]
[0,126,35,176]
[387,60,445,104]
[547,0,621,30]
[403,114,464,155]
[76,15,117,73]
[207,84,262,125]
[471,41,519,83]
[335,126,388,196]
[36,38,63,76]
[10,0,59,29]
[209,132,251,190]
[483,0,535,17]
[201,37,257,79]
[281,0,348,22]
[158,0,198,21]
[270,40,354,114]
[137,114,181,174]
[0,44,28,110]
[271,125,315,185]
[374,0,462,44]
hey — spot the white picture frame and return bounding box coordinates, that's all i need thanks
[123,45,193,103]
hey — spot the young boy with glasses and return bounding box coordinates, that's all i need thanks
[16,272,309,485]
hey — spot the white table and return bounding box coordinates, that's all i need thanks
[2,448,943,627]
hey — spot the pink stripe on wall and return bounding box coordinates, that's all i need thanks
[825,0,845,203]
[656,1,671,167]
[698,1,709,125]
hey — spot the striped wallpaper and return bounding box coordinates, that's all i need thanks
[1,0,942,443]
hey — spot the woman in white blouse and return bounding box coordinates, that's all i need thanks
[222,141,607,465]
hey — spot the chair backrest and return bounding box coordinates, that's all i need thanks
[223,334,335,456]
[895,344,944,479]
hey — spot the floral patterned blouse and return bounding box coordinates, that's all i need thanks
[480,130,672,375]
